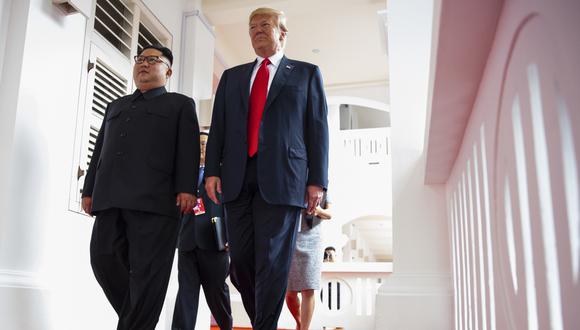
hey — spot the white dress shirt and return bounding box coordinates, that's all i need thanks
[249,50,284,95]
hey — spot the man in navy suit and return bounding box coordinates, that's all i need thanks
[204,7,329,330]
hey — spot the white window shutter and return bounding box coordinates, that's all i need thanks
[69,44,129,213]
[94,0,134,57]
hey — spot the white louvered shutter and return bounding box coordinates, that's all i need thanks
[94,0,134,57]
[70,44,129,212]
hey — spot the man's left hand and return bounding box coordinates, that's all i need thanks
[306,185,323,215]
[176,192,197,214]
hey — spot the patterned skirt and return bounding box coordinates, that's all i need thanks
[287,217,323,291]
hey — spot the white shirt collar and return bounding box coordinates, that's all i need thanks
[256,50,284,68]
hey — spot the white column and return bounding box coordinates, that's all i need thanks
[0,0,94,327]
[0,0,74,329]
[179,8,215,104]
[0,0,35,282]
[0,0,12,82]
[374,0,453,329]
[0,0,23,236]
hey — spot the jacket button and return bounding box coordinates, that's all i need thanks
[131,105,137,109]
[120,132,127,137]
[116,151,123,156]
[125,117,131,122]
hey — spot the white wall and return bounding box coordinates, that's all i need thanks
[325,81,389,105]
[444,0,580,329]
[374,0,452,329]
[0,0,210,329]
[0,0,12,82]
[141,0,188,92]
[323,97,391,260]
[0,0,26,272]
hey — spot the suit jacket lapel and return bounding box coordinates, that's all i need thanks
[240,60,256,114]
[265,56,293,111]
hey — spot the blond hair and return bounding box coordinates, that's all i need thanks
[249,7,288,32]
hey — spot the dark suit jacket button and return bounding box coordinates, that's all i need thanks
[116,151,123,156]
[125,117,131,122]
[131,105,137,109]
[120,132,127,137]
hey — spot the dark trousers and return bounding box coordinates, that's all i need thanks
[172,248,232,330]
[224,157,301,330]
[90,208,179,330]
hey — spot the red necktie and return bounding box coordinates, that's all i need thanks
[247,58,270,157]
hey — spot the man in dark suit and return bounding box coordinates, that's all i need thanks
[204,7,329,330]
[81,44,200,330]
[172,132,232,330]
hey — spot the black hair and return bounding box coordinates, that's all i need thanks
[323,246,336,262]
[140,44,173,65]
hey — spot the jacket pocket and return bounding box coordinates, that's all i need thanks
[106,106,122,121]
[146,106,170,118]
[284,84,305,93]
[288,146,307,160]
[147,156,172,174]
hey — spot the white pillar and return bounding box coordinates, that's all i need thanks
[0,0,79,328]
[374,0,453,329]
[0,0,13,81]
[0,0,22,238]
[179,9,215,104]
[0,0,98,328]
[0,0,37,282]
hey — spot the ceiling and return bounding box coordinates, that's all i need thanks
[201,0,388,87]
[424,0,503,184]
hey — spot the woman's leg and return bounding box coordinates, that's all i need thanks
[285,290,302,330]
[300,290,315,330]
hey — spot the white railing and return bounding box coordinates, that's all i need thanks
[219,262,394,330]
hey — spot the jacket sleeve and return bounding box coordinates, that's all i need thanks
[204,70,228,178]
[174,97,200,195]
[305,66,329,189]
[81,104,108,197]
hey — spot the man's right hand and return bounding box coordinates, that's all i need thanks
[81,196,93,216]
[205,176,222,204]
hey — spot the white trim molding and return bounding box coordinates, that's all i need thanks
[377,272,453,296]
[0,269,44,289]
[375,272,453,329]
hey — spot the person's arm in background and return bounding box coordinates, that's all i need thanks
[315,201,332,220]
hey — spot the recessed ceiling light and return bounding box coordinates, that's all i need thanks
[312,48,320,54]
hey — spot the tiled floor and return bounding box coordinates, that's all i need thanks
[210,327,293,330]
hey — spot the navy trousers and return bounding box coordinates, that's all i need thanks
[224,157,301,330]
[172,248,232,330]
